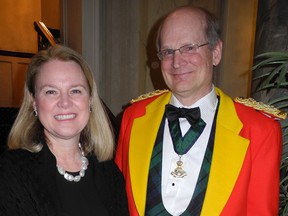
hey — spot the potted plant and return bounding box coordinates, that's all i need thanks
[252,52,288,215]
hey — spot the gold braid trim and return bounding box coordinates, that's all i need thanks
[235,97,287,120]
[130,89,169,103]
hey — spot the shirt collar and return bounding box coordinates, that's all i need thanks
[170,86,218,120]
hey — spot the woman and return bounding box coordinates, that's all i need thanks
[0,45,129,216]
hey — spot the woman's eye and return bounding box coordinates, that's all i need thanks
[71,89,81,94]
[45,90,56,94]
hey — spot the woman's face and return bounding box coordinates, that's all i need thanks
[32,59,90,142]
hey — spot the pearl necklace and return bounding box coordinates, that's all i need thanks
[57,143,89,182]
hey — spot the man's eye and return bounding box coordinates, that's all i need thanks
[183,45,195,52]
[163,49,174,56]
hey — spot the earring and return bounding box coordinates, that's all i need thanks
[34,106,38,117]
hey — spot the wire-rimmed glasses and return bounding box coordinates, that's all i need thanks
[157,43,209,61]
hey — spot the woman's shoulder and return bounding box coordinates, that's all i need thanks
[0,149,34,190]
[88,156,124,186]
[0,149,34,165]
[0,149,38,180]
[94,158,122,177]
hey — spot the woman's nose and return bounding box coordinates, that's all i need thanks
[57,93,72,108]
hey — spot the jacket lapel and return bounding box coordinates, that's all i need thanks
[201,88,249,215]
[129,92,171,215]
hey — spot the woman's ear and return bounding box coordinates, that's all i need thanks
[30,94,37,116]
[30,94,35,107]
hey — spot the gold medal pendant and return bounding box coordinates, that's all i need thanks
[171,156,187,178]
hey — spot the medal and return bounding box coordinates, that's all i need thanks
[171,156,187,178]
[166,107,206,179]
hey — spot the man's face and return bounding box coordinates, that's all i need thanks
[159,9,222,105]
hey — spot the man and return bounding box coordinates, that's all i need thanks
[115,6,284,216]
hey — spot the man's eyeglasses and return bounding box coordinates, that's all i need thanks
[157,43,209,61]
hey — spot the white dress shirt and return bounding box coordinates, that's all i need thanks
[162,87,218,215]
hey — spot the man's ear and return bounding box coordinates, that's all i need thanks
[212,40,222,66]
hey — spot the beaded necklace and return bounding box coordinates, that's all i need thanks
[57,143,88,182]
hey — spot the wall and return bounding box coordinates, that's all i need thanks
[41,0,60,29]
[0,56,30,107]
[61,0,83,53]
[220,0,258,97]
[0,0,60,107]
[0,0,41,53]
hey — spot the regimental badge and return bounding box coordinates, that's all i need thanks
[130,89,169,103]
[235,97,287,120]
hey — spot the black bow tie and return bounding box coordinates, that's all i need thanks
[165,104,201,125]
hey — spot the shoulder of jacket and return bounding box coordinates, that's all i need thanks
[234,97,287,120]
[130,89,169,103]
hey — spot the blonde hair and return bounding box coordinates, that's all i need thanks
[8,45,114,161]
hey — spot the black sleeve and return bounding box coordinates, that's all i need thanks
[0,151,39,216]
[96,160,129,216]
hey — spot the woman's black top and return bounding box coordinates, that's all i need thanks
[0,144,129,216]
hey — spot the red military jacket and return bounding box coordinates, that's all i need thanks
[115,88,283,216]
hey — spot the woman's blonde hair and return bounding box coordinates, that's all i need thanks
[8,45,114,161]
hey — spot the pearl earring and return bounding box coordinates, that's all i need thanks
[34,106,38,117]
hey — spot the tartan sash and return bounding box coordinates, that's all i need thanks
[145,107,218,215]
